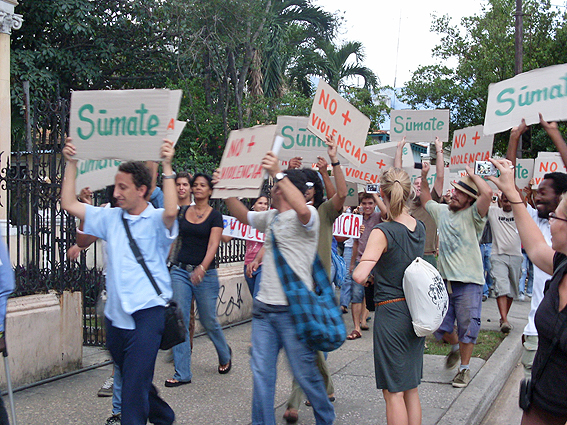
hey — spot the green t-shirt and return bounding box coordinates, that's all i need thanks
[317,199,341,277]
[425,200,487,285]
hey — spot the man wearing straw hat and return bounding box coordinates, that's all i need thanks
[420,164,492,388]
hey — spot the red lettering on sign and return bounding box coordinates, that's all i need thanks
[472,131,480,145]
[167,119,175,130]
[227,138,244,158]
[342,110,352,126]
[376,159,386,168]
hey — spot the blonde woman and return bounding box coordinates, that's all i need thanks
[353,168,426,425]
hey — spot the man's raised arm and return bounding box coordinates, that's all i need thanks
[60,138,86,221]
[160,140,178,230]
[432,137,445,197]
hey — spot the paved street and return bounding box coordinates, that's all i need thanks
[5,297,531,424]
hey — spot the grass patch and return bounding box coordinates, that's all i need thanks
[424,330,506,361]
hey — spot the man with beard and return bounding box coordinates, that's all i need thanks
[487,193,522,333]
[506,115,567,378]
[395,137,445,267]
[420,164,492,388]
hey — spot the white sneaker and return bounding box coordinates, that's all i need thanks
[518,294,525,302]
[97,376,114,397]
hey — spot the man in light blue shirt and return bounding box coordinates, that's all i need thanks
[61,138,178,425]
[0,237,14,424]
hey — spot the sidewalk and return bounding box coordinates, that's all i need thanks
[5,297,531,424]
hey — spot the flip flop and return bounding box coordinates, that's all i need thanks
[164,378,191,387]
[219,346,232,374]
[346,330,362,340]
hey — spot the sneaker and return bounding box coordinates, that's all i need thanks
[518,293,525,302]
[452,369,471,388]
[97,376,114,397]
[445,349,460,369]
[482,294,488,302]
[526,292,532,297]
[105,413,121,425]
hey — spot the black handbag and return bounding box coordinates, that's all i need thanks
[122,213,186,350]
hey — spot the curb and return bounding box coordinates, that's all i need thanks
[437,325,523,425]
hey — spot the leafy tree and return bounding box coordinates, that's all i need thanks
[401,0,567,156]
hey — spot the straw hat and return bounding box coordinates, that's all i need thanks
[451,176,479,199]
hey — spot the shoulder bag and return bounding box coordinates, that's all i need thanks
[122,212,186,350]
[272,231,347,352]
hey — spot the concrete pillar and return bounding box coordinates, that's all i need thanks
[0,0,22,225]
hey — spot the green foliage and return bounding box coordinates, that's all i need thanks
[401,0,567,156]
[342,87,390,135]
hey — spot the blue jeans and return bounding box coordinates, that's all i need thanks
[480,243,493,297]
[339,246,353,308]
[112,363,122,415]
[106,307,175,425]
[170,266,231,382]
[244,264,262,298]
[519,250,534,296]
[250,300,335,425]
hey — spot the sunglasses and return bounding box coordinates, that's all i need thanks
[549,212,567,223]
[306,182,314,188]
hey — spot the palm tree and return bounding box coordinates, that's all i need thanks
[290,40,378,93]
[249,0,336,98]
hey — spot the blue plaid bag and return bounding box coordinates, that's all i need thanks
[272,233,347,352]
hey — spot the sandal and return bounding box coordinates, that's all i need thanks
[218,346,232,374]
[164,378,191,387]
[360,323,370,331]
[283,408,298,424]
[346,330,362,340]
[340,306,348,314]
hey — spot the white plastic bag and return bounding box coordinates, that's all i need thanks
[403,257,449,337]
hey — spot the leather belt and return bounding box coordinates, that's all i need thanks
[376,297,406,307]
[170,261,196,273]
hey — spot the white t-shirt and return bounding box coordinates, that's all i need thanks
[524,204,552,336]
[248,206,319,305]
[487,206,522,256]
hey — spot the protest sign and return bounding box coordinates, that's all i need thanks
[329,176,359,207]
[75,159,121,194]
[276,116,329,165]
[170,120,187,146]
[532,152,567,188]
[484,63,567,135]
[70,89,182,161]
[342,150,393,184]
[222,215,265,242]
[443,168,460,195]
[365,141,415,168]
[390,110,450,143]
[212,125,276,199]
[449,125,494,171]
[515,158,534,190]
[332,213,362,239]
[308,80,370,167]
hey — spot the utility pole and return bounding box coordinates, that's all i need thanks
[514,0,524,158]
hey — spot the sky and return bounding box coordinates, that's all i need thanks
[314,0,486,88]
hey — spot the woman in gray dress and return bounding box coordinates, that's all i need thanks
[353,167,426,425]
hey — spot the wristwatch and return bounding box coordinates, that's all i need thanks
[275,172,286,182]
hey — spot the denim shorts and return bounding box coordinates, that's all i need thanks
[435,281,483,344]
[350,261,366,304]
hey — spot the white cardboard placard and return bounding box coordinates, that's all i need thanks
[484,63,567,135]
[308,80,370,167]
[390,109,449,143]
[449,125,494,171]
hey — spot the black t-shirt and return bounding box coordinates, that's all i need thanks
[532,251,567,417]
[176,208,223,268]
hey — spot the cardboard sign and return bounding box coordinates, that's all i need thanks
[276,116,329,165]
[390,110,450,143]
[449,125,494,171]
[484,63,567,135]
[515,158,534,190]
[75,159,122,194]
[308,80,370,167]
[443,168,461,195]
[332,213,362,239]
[222,215,265,242]
[70,89,182,161]
[343,150,394,184]
[532,152,567,188]
[212,125,276,199]
[365,141,415,168]
[329,176,359,207]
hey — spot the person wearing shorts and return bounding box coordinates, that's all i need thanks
[421,166,492,388]
[487,193,523,333]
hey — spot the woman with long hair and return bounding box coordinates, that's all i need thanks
[165,173,232,387]
[353,167,426,425]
